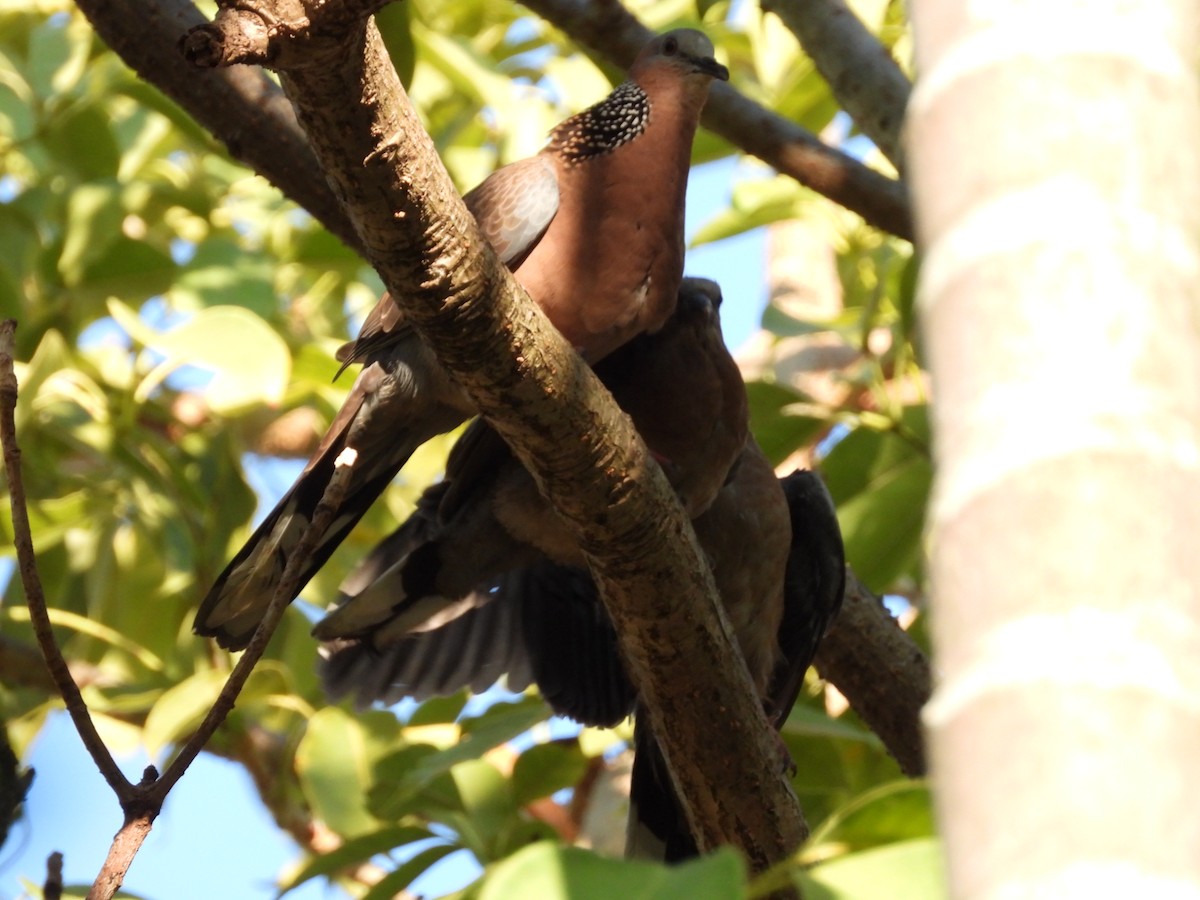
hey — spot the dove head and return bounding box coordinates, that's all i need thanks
[673,276,726,338]
[630,29,729,89]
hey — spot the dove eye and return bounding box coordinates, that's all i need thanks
[663,36,678,55]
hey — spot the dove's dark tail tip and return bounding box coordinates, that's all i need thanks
[625,720,699,862]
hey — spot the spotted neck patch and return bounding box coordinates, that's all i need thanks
[548,82,652,165]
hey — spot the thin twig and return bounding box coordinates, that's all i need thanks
[88,814,153,900]
[149,448,357,802]
[2,319,362,896]
[44,852,64,900]
[0,320,132,798]
[83,453,357,898]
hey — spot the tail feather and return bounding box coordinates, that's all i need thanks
[626,718,697,861]
[768,471,847,722]
[319,589,533,708]
[195,435,423,651]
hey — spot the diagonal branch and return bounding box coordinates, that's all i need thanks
[815,572,930,777]
[762,0,912,173]
[73,0,361,251]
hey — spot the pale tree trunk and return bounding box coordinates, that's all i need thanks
[907,1,1200,897]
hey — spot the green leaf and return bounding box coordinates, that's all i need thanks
[408,691,469,726]
[369,744,456,820]
[58,181,123,285]
[761,305,866,341]
[0,70,35,143]
[362,844,462,900]
[896,250,920,342]
[512,741,587,806]
[142,669,226,758]
[746,381,825,465]
[279,825,437,893]
[797,838,945,900]
[296,706,382,837]
[371,698,548,819]
[143,665,291,757]
[781,704,883,747]
[808,780,935,850]
[375,2,416,88]
[446,759,516,860]
[170,238,276,315]
[691,176,803,245]
[137,306,290,414]
[0,606,163,673]
[27,14,89,98]
[42,103,121,180]
[414,27,514,124]
[821,407,931,591]
[76,237,176,301]
[476,844,746,900]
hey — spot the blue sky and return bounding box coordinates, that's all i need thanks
[1,158,774,899]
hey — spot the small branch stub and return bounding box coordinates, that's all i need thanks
[181,0,392,68]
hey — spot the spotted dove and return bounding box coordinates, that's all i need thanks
[312,276,749,644]
[195,30,729,649]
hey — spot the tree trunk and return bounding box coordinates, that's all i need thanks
[907,0,1200,896]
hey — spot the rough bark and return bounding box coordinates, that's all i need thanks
[814,573,929,777]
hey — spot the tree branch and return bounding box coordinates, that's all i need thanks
[762,0,912,173]
[182,2,807,869]
[815,571,930,777]
[516,0,914,240]
[44,852,64,900]
[0,319,132,801]
[73,0,361,251]
[78,0,911,242]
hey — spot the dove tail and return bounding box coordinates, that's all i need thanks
[194,436,424,651]
[625,717,698,861]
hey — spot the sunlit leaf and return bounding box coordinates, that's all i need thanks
[807,780,935,851]
[280,825,438,893]
[296,706,383,838]
[512,741,587,806]
[746,380,826,465]
[476,844,746,900]
[142,669,226,758]
[0,606,164,672]
[372,697,549,815]
[796,838,945,900]
[58,181,123,285]
[138,306,290,414]
[821,407,931,591]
